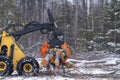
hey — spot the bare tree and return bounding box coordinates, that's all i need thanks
[74,0,78,47]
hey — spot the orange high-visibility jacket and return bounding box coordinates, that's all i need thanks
[61,42,71,58]
[40,41,50,58]
[41,41,71,58]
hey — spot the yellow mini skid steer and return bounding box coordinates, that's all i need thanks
[0,27,41,76]
[0,9,57,76]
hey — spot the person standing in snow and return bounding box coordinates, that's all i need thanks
[40,30,72,67]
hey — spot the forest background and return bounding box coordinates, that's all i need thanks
[0,0,120,58]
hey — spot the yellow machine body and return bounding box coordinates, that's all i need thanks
[0,31,26,70]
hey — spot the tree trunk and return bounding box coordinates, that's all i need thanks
[74,0,78,46]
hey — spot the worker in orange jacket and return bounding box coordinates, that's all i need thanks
[40,30,71,67]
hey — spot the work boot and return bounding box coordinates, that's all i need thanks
[41,59,48,67]
[41,53,50,67]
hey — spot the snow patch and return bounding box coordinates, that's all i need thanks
[103,58,117,66]
[106,29,120,34]
[3,76,75,80]
[107,42,120,47]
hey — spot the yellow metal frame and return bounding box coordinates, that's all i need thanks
[0,31,26,70]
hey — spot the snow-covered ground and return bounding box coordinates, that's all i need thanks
[2,51,120,80]
[3,76,75,80]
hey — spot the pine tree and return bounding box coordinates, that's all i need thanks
[101,0,120,52]
[0,0,20,27]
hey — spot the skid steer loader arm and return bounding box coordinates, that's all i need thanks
[5,9,58,37]
[0,9,60,76]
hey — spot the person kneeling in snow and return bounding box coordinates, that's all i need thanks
[40,30,73,68]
